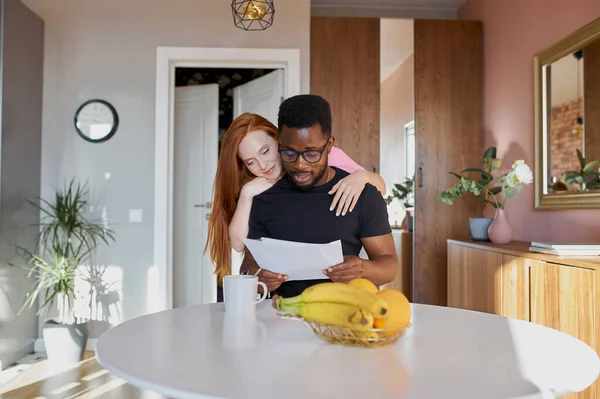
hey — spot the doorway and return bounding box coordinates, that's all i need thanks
[379,18,415,228]
[154,47,300,311]
[172,67,284,307]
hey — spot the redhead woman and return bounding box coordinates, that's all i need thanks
[206,112,386,281]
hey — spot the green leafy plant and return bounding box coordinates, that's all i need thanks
[561,149,600,191]
[439,147,502,216]
[385,176,414,208]
[14,178,115,324]
[439,147,533,215]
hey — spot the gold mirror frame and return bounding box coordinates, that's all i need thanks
[534,17,600,209]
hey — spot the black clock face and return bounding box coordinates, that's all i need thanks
[74,100,118,142]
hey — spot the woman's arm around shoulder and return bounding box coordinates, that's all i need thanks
[328,146,387,216]
[329,146,386,194]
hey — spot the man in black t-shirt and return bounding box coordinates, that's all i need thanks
[239,94,398,297]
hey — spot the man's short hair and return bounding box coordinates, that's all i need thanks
[277,94,332,137]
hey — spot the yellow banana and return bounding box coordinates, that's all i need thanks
[275,282,389,318]
[280,301,375,330]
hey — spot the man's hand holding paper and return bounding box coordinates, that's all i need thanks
[242,238,344,281]
[323,255,365,283]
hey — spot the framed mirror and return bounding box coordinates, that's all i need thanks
[74,99,119,143]
[534,17,600,209]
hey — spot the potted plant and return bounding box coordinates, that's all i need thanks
[561,149,600,191]
[14,178,115,365]
[385,176,414,232]
[439,147,502,241]
[439,147,533,243]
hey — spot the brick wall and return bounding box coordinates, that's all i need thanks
[551,98,584,181]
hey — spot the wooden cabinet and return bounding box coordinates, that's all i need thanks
[447,244,531,320]
[413,20,484,306]
[381,229,413,301]
[448,239,599,399]
[311,19,484,306]
[310,17,380,173]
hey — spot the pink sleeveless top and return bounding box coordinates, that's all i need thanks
[329,146,365,173]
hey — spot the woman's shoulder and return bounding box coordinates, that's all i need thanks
[329,146,365,173]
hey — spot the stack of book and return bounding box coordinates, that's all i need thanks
[529,242,600,256]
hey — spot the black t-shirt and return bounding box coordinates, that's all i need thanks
[247,166,391,297]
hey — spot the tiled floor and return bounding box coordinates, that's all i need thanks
[0,352,167,398]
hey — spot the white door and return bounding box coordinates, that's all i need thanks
[173,84,219,307]
[233,69,284,126]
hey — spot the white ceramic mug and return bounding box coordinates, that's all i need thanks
[223,275,268,314]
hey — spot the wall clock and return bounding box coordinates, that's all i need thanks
[74,99,119,143]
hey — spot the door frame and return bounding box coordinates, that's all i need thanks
[154,46,301,311]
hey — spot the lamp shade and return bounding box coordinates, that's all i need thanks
[231,0,275,31]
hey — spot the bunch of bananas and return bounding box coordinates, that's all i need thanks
[273,282,389,330]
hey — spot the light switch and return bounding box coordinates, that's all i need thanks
[129,209,143,223]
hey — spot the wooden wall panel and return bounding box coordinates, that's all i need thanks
[310,17,380,172]
[413,20,484,306]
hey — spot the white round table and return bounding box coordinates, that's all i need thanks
[96,302,599,399]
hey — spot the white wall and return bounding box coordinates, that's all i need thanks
[0,0,44,368]
[21,0,311,339]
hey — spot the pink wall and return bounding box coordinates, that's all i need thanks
[458,0,600,242]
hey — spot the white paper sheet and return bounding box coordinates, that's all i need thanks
[242,237,344,281]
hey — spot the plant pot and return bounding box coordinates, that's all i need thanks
[469,217,494,241]
[42,319,88,365]
[488,209,513,244]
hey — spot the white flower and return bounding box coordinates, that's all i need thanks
[506,171,519,187]
[513,161,533,185]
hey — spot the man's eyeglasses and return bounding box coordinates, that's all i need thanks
[278,141,329,163]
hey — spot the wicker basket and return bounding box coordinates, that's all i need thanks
[280,313,409,348]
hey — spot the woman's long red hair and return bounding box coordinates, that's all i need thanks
[205,113,279,282]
